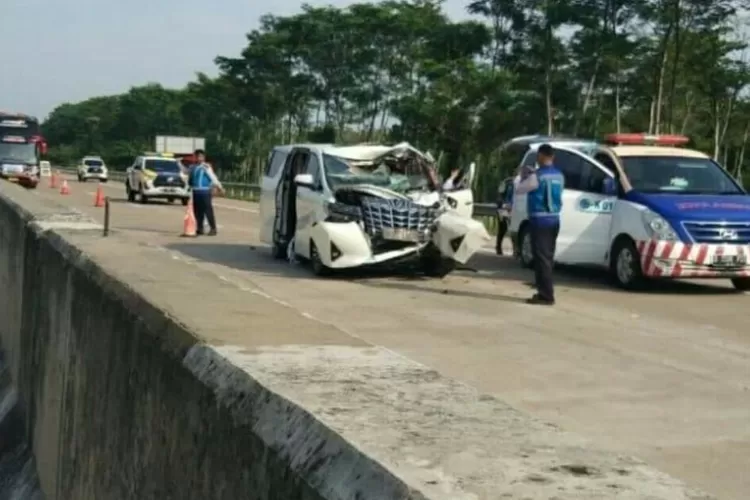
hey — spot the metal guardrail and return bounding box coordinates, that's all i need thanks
[57,167,500,231]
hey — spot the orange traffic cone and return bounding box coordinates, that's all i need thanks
[60,180,70,195]
[181,197,197,237]
[93,185,105,207]
[49,171,57,188]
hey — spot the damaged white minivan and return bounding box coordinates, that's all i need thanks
[258,142,490,277]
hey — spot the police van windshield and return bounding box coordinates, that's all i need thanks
[0,143,37,164]
[145,159,180,173]
[622,156,744,195]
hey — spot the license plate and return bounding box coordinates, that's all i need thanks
[382,227,421,242]
[712,254,747,267]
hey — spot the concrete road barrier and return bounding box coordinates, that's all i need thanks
[0,182,714,499]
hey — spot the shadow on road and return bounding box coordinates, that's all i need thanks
[164,241,737,297]
[359,279,528,303]
[106,197,182,207]
[469,251,737,296]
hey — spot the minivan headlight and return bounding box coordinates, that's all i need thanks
[324,201,362,222]
[641,209,678,241]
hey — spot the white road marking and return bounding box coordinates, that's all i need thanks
[214,203,258,213]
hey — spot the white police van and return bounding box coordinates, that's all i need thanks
[508,133,750,291]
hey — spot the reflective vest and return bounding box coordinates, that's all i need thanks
[189,163,212,191]
[527,165,563,222]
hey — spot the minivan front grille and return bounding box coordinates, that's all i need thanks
[682,221,750,244]
[360,198,438,237]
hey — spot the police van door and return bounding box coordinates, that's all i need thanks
[554,149,615,265]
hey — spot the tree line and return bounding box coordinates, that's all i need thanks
[42,0,750,201]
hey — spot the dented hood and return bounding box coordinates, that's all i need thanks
[324,142,431,163]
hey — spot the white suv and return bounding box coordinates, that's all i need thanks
[77,156,108,182]
[125,153,189,205]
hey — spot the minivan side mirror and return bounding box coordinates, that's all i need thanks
[294,173,315,189]
[602,177,617,195]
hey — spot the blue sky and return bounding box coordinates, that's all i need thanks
[2,0,472,119]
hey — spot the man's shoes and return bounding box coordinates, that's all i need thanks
[207,228,217,236]
[496,249,503,256]
[526,294,554,306]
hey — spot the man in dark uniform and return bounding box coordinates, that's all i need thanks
[514,144,564,305]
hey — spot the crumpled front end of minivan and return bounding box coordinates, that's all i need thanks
[310,184,490,275]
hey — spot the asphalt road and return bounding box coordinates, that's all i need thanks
[29,176,750,499]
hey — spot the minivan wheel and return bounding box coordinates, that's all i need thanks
[420,246,457,278]
[518,225,534,269]
[310,241,330,276]
[731,277,750,291]
[611,238,645,290]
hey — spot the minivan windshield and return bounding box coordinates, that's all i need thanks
[323,154,431,192]
[622,156,744,195]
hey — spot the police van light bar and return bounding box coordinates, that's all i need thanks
[143,151,175,158]
[605,133,689,146]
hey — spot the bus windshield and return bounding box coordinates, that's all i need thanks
[0,143,38,164]
[622,156,744,195]
[0,117,40,137]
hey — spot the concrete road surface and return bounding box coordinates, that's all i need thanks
[27,176,750,499]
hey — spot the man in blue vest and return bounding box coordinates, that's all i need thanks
[514,144,564,305]
[188,149,224,236]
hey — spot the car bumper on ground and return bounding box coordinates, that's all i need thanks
[637,240,750,278]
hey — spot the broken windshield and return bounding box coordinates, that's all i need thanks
[323,153,431,192]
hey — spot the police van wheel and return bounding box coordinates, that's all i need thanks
[611,239,645,290]
[518,225,534,269]
[731,277,750,291]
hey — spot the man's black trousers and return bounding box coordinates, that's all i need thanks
[530,221,560,302]
[192,190,216,233]
[496,216,509,254]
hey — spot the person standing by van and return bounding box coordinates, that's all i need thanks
[188,149,225,236]
[514,144,564,305]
